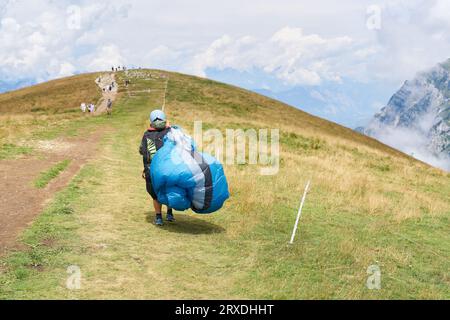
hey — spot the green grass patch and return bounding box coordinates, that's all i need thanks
[281,132,326,151]
[0,165,99,299]
[0,143,32,159]
[370,162,391,172]
[34,160,71,189]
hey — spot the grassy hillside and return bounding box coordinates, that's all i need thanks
[0,73,101,115]
[0,69,449,299]
[0,73,101,150]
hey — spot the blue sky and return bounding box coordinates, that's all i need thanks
[1,0,449,127]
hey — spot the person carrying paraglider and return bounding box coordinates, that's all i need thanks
[139,109,174,226]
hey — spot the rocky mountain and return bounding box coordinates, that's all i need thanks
[364,59,450,170]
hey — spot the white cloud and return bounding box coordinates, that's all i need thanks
[58,62,76,77]
[371,125,450,171]
[1,16,19,32]
[180,0,450,86]
[141,45,183,70]
[76,29,106,46]
[0,0,449,96]
[364,0,450,82]
[428,0,450,28]
[187,27,358,86]
[353,46,380,59]
[0,1,131,81]
[86,45,125,71]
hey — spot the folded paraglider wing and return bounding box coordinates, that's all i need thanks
[150,127,229,214]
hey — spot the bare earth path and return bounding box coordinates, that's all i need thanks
[0,73,120,255]
[0,130,105,254]
[94,73,118,115]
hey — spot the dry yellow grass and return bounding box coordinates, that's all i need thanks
[0,73,101,114]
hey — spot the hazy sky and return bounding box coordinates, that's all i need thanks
[1,0,449,126]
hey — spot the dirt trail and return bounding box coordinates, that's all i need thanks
[94,73,118,115]
[0,130,105,255]
[0,74,117,255]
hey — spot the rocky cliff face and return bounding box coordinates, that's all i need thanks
[364,59,450,170]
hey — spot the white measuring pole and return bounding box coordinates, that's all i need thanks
[161,78,169,111]
[289,180,311,244]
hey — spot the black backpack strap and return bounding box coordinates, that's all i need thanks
[141,128,171,167]
[154,127,170,149]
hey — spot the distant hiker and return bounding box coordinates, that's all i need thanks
[89,103,95,113]
[80,102,86,113]
[112,66,114,72]
[139,109,174,226]
[106,99,113,115]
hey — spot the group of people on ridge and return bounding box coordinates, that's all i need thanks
[112,65,126,72]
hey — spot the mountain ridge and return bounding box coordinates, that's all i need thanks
[364,58,450,170]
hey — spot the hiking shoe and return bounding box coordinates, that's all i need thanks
[166,212,175,222]
[155,214,163,226]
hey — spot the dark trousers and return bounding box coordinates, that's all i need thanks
[144,169,157,200]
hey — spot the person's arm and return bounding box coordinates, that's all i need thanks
[139,135,148,179]
[139,135,146,156]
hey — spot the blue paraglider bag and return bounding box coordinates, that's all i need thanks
[150,127,229,214]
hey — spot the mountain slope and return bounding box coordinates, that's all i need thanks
[0,69,449,299]
[364,59,450,170]
[0,73,101,115]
